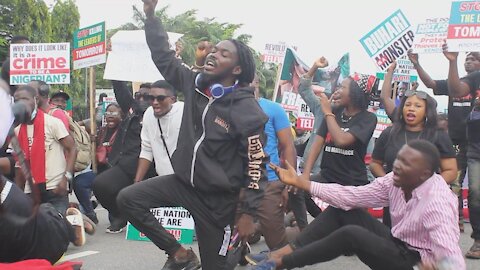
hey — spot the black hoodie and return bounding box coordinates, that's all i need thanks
[145,16,269,217]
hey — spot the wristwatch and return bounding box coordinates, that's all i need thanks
[65,171,73,180]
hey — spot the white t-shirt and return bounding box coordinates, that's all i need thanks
[140,102,184,176]
[15,114,69,192]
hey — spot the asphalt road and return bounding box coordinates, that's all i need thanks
[60,206,480,270]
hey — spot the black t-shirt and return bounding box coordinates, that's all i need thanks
[317,108,377,186]
[434,79,472,143]
[372,126,456,173]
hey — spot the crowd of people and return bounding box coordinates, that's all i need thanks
[0,0,480,269]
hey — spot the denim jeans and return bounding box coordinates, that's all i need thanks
[468,158,480,240]
[73,171,96,217]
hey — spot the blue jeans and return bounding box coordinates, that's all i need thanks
[73,171,96,217]
[468,158,480,240]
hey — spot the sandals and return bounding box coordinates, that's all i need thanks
[66,207,85,246]
[466,242,480,259]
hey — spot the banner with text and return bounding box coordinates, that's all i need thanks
[261,42,297,64]
[126,207,194,244]
[368,107,393,138]
[375,56,417,82]
[447,1,480,51]
[73,22,106,70]
[274,49,349,130]
[412,17,449,54]
[9,43,70,85]
[359,9,414,71]
[103,30,183,82]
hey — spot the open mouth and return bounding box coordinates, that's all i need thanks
[204,58,216,71]
[405,112,416,122]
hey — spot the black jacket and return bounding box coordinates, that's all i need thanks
[108,81,143,176]
[145,16,269,216]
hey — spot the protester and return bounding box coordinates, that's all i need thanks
[408,50,480,232]
[370,61,457,227]
[191,40,213,72]
[27,81,70,129]
[93,81,154,234]
[133,80,183,182]
[49,91,70,111]
[13,85,77,216]
[116,1,269,269]
[0,80,90,264]
[443,43,480,259]
[293,70,378,218]
[1,35,30,95]
[244,74,296,252]
[96,103,123,174]
[257,140,466,270]
[298,57,329,175]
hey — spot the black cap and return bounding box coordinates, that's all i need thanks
[50,91,70,101]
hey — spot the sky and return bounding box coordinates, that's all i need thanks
[70,0,470,111]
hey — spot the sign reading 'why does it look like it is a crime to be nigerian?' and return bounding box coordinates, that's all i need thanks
[359,10,414,71]
[447,1,480,52]
[126,207,195,244]
[73,22,106,70]
[9,43,70,85]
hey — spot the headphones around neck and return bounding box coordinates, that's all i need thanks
[195,74,238,99]
[210,83,238,99]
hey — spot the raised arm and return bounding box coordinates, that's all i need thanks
[111,80,134,114]
[299,57,329,112]
[443,43,472,97]
[380,61,397,118]
[408,50,438,91]
[143,0,196,94]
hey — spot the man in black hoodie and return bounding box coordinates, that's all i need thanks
[116,1,269,269]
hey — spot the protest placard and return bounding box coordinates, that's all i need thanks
[9,43,70,85]
[274,48,349,130]
[447,1,480,51]
[412,17,449,54]
[359,10,414,71]
[126,207,195,244]
[73,22,106,70]
[375,56,418,83]
[261,42,297,64]
[103,30,183,82]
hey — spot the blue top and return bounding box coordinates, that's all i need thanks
[258,98,291,181]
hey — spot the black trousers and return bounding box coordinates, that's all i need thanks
[287,190,308,230]
[282,207,421,270]
[117,174,238,270]
[93,165,134,223]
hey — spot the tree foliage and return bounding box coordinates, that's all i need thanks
[104,5,277,99]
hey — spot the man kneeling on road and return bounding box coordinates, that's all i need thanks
[254,139,465,270]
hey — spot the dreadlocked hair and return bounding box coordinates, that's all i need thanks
[228,39,256,86]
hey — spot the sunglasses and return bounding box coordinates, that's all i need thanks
[144,95,172,102]
[404,90,428,100]
[104,111,120,116]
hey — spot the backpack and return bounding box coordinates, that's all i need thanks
[49,109,91,172]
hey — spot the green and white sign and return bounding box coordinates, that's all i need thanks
[126,207,195,244]
[73,22,106,70]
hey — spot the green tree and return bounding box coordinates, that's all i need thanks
[101,5,277,98]
[0,0,52,62]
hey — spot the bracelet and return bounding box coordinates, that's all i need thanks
[325,113,335,118]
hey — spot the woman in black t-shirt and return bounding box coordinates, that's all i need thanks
[371,68,457,227]
[303,74,378,186]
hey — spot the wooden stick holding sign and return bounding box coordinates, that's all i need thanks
[89,67,97,172]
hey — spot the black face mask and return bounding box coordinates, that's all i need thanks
[137,101,150,114]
